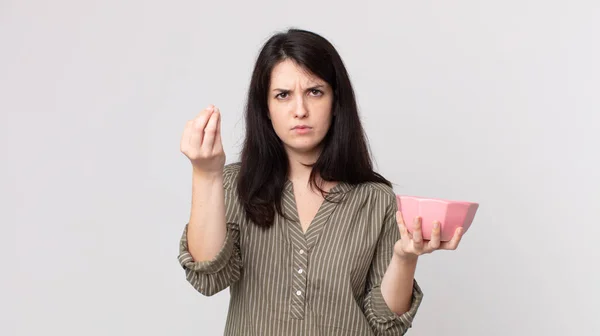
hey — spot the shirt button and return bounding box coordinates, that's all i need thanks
[296,290,302,296]
[298,268,303,274]
[299,249,304,254]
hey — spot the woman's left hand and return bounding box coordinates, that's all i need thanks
[393,211,463,260]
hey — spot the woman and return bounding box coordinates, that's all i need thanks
[178,28,463,335]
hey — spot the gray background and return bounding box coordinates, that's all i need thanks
[2,0,599,335]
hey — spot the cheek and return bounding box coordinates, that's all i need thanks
[267,104,281,125]
[269,112,288,135]
[314,105,333,130]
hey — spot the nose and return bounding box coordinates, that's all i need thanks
[294,97,308,119]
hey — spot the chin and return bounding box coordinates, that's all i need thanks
[284,141,322,155]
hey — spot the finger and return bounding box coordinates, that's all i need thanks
[396,210,406,230]
[190,106,214,148]
[202,109,219,150]
[427,220,441,251]
[396,211,410,241]
[396,209,406,226]
[412,216,424,248]
[441,227,463,250]
[213,107,223,152]
[196,104,214,118]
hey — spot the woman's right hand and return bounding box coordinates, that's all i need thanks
[180,105,226,177]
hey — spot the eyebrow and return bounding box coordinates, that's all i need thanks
[272,84,326,92]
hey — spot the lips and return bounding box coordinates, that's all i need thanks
[292,125,311,130]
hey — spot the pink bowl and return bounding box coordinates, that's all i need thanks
[396,195,479,241]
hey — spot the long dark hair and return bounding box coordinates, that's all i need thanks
[238,28,391,229]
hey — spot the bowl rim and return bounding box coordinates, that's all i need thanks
[396,194,478,205]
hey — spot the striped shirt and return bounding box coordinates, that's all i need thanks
[178,162,423,335]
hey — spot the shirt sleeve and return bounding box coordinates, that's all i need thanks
[177,165,243,297]
[362,191,424,335]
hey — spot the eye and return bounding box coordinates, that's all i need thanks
[275,92,289,99]
[309,89,323,96]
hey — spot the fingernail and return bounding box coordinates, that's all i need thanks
[433,222,440,228]
[207,105,214,111]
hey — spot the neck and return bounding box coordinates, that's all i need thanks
[286,149,319,185]
[286,147,338,192]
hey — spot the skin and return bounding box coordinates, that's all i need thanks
[267,59,336,232]
[266,58,464,315]
[267,59,334,179]
[183,58,464,315]
[381,215,463,316]
[181,105,228,263]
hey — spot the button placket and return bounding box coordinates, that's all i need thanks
[290,243,308,319]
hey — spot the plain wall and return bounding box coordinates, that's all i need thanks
[2,0,599,335]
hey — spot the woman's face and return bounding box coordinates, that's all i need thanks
[267,59,334,158]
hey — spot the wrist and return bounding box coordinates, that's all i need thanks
[392,251,419,265]
[192,168,223,183]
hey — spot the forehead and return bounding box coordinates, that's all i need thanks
[269,59,325,87]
